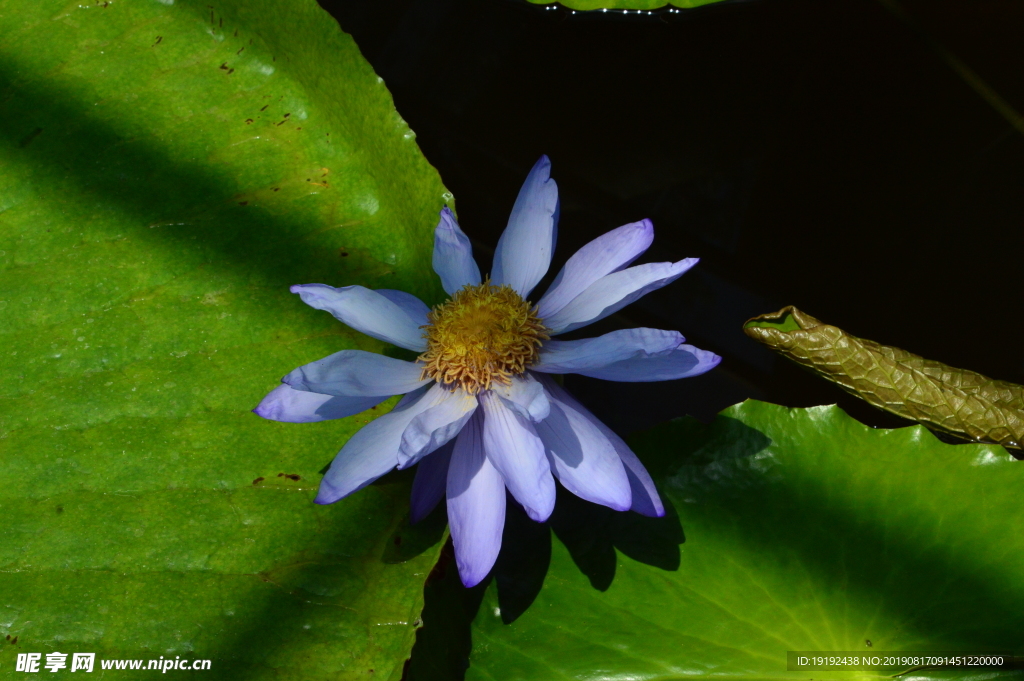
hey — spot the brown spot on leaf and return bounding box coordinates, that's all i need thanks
[56,506,63,514]
[260,105,269,111]
[227,68,234,74]
[244,118,253,124]
[153,36,163,46]
[252,477,264,485]
[10,637,17,645]
[283,113,290,118]
[236,47,244,55]
[272,187,279,192]
[219,62,229,70]
[238,201,248,206]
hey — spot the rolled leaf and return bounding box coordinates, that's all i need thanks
[744,306,1024,450]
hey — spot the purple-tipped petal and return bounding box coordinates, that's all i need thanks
[282,350,429,397]
[291,284,427,352]
[479,390,555,522]
[536,219,654,319]
[578,345,721,382]
[433,207,482,295]
[398,390,479,468]
[542,259,699,336]
[535,375,663,517]
[533,376,632,512]
[612,438,665,517]
[376,289,431,328]
[253,383,387,423]
[447,413,506,587]
[491,156,558,298]
[410,440,454,523]
[533,328,683,374]
[490,372,550,422]
[315,384,444,504]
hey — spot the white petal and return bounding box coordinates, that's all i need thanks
[432,207,482,295]
[542,258,699,336]
[536,219,653,319]
[533,328,682,374]
[315,384,440,504]
[447,413,506,587]
[291,284,427,351]
[578,345,721,382]
[376,289,431,328]
[491,155,558,298]
[479,391,555,522]
[253,383,387,423]
[489,372,550,422]
[398,389,479,468]
[533,375,631,511]
[283,350,429,396]
[539,378,664,517]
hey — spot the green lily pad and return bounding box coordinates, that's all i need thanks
[410,400,1024,681]
[0,0,448,677]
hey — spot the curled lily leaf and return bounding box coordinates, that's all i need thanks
[743,306,1024,450]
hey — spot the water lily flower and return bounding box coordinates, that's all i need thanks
[255,156,720,587]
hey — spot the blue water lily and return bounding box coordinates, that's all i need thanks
[255,156,720,586]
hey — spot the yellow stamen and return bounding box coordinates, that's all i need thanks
[418,280,549,394]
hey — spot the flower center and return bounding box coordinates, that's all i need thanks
[418,281,549,394]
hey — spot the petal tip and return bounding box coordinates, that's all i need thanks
[459,571,487,588]
[313,485,341,505]
[456,553,494,588]
[525,506,553,523]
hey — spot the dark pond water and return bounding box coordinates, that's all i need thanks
[320,0,1024,437]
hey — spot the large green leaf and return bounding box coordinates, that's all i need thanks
[410,400,1024,680]
[0,0,448,677]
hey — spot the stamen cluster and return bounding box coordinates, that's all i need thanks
[418,281,548,394]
